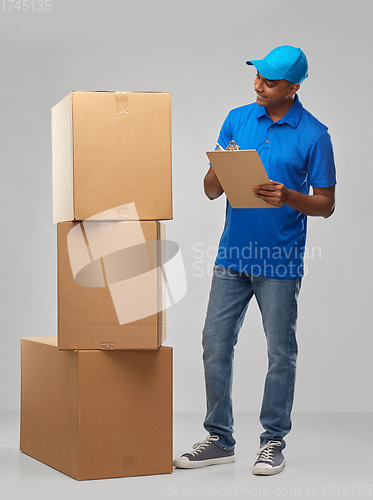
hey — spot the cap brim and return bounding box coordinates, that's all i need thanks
[246,59,283,81]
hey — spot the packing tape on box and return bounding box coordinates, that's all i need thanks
[80,202,140,222]
[100,343,115,350]
[115,92,129,114]
[66,203,187,325]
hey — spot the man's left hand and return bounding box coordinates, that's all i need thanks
[253,180,288,207]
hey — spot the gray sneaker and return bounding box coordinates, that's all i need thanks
[173,435,235,469]
[252,440,285,475]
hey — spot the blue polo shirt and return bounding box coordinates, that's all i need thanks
[214,94,336,278]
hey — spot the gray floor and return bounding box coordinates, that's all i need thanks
[1,412,372,499]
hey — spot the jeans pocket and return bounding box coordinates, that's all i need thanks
[213,264,240,280]
[213,264,228,277]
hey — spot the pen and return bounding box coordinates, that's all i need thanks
[215,142,225,151]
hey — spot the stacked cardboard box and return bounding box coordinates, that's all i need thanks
[20,91,174,480]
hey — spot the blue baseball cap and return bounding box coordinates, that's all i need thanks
[246,45,308,84]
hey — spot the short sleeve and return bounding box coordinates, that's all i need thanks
[217,112,233,150]
[308,130,337,188]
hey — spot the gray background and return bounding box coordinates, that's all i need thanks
[1,0,372,418]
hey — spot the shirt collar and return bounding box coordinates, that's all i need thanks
[255,93,303,128]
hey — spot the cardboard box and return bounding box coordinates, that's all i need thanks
[57,220,168,350]
[20,337,173,480]
[52,91,172,223]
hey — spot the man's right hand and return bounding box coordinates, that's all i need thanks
[204,165,224,200]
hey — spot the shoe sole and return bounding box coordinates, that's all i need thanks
[173,456,235,469]
[252,459,285,476]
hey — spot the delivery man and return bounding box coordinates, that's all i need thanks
[173,45,336,475]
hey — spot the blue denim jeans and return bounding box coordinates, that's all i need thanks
[202,265,302,451]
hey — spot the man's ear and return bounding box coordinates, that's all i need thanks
[288,83,300,96]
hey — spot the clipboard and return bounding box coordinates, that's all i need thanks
[206,149,274,208]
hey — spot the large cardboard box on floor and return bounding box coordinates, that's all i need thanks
[57,219,168,350]
[20,337,173,481]
[52,91,172,223]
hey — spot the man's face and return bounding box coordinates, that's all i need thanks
[254,72,298,109]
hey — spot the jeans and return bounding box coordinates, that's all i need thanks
[202,265,302,451]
